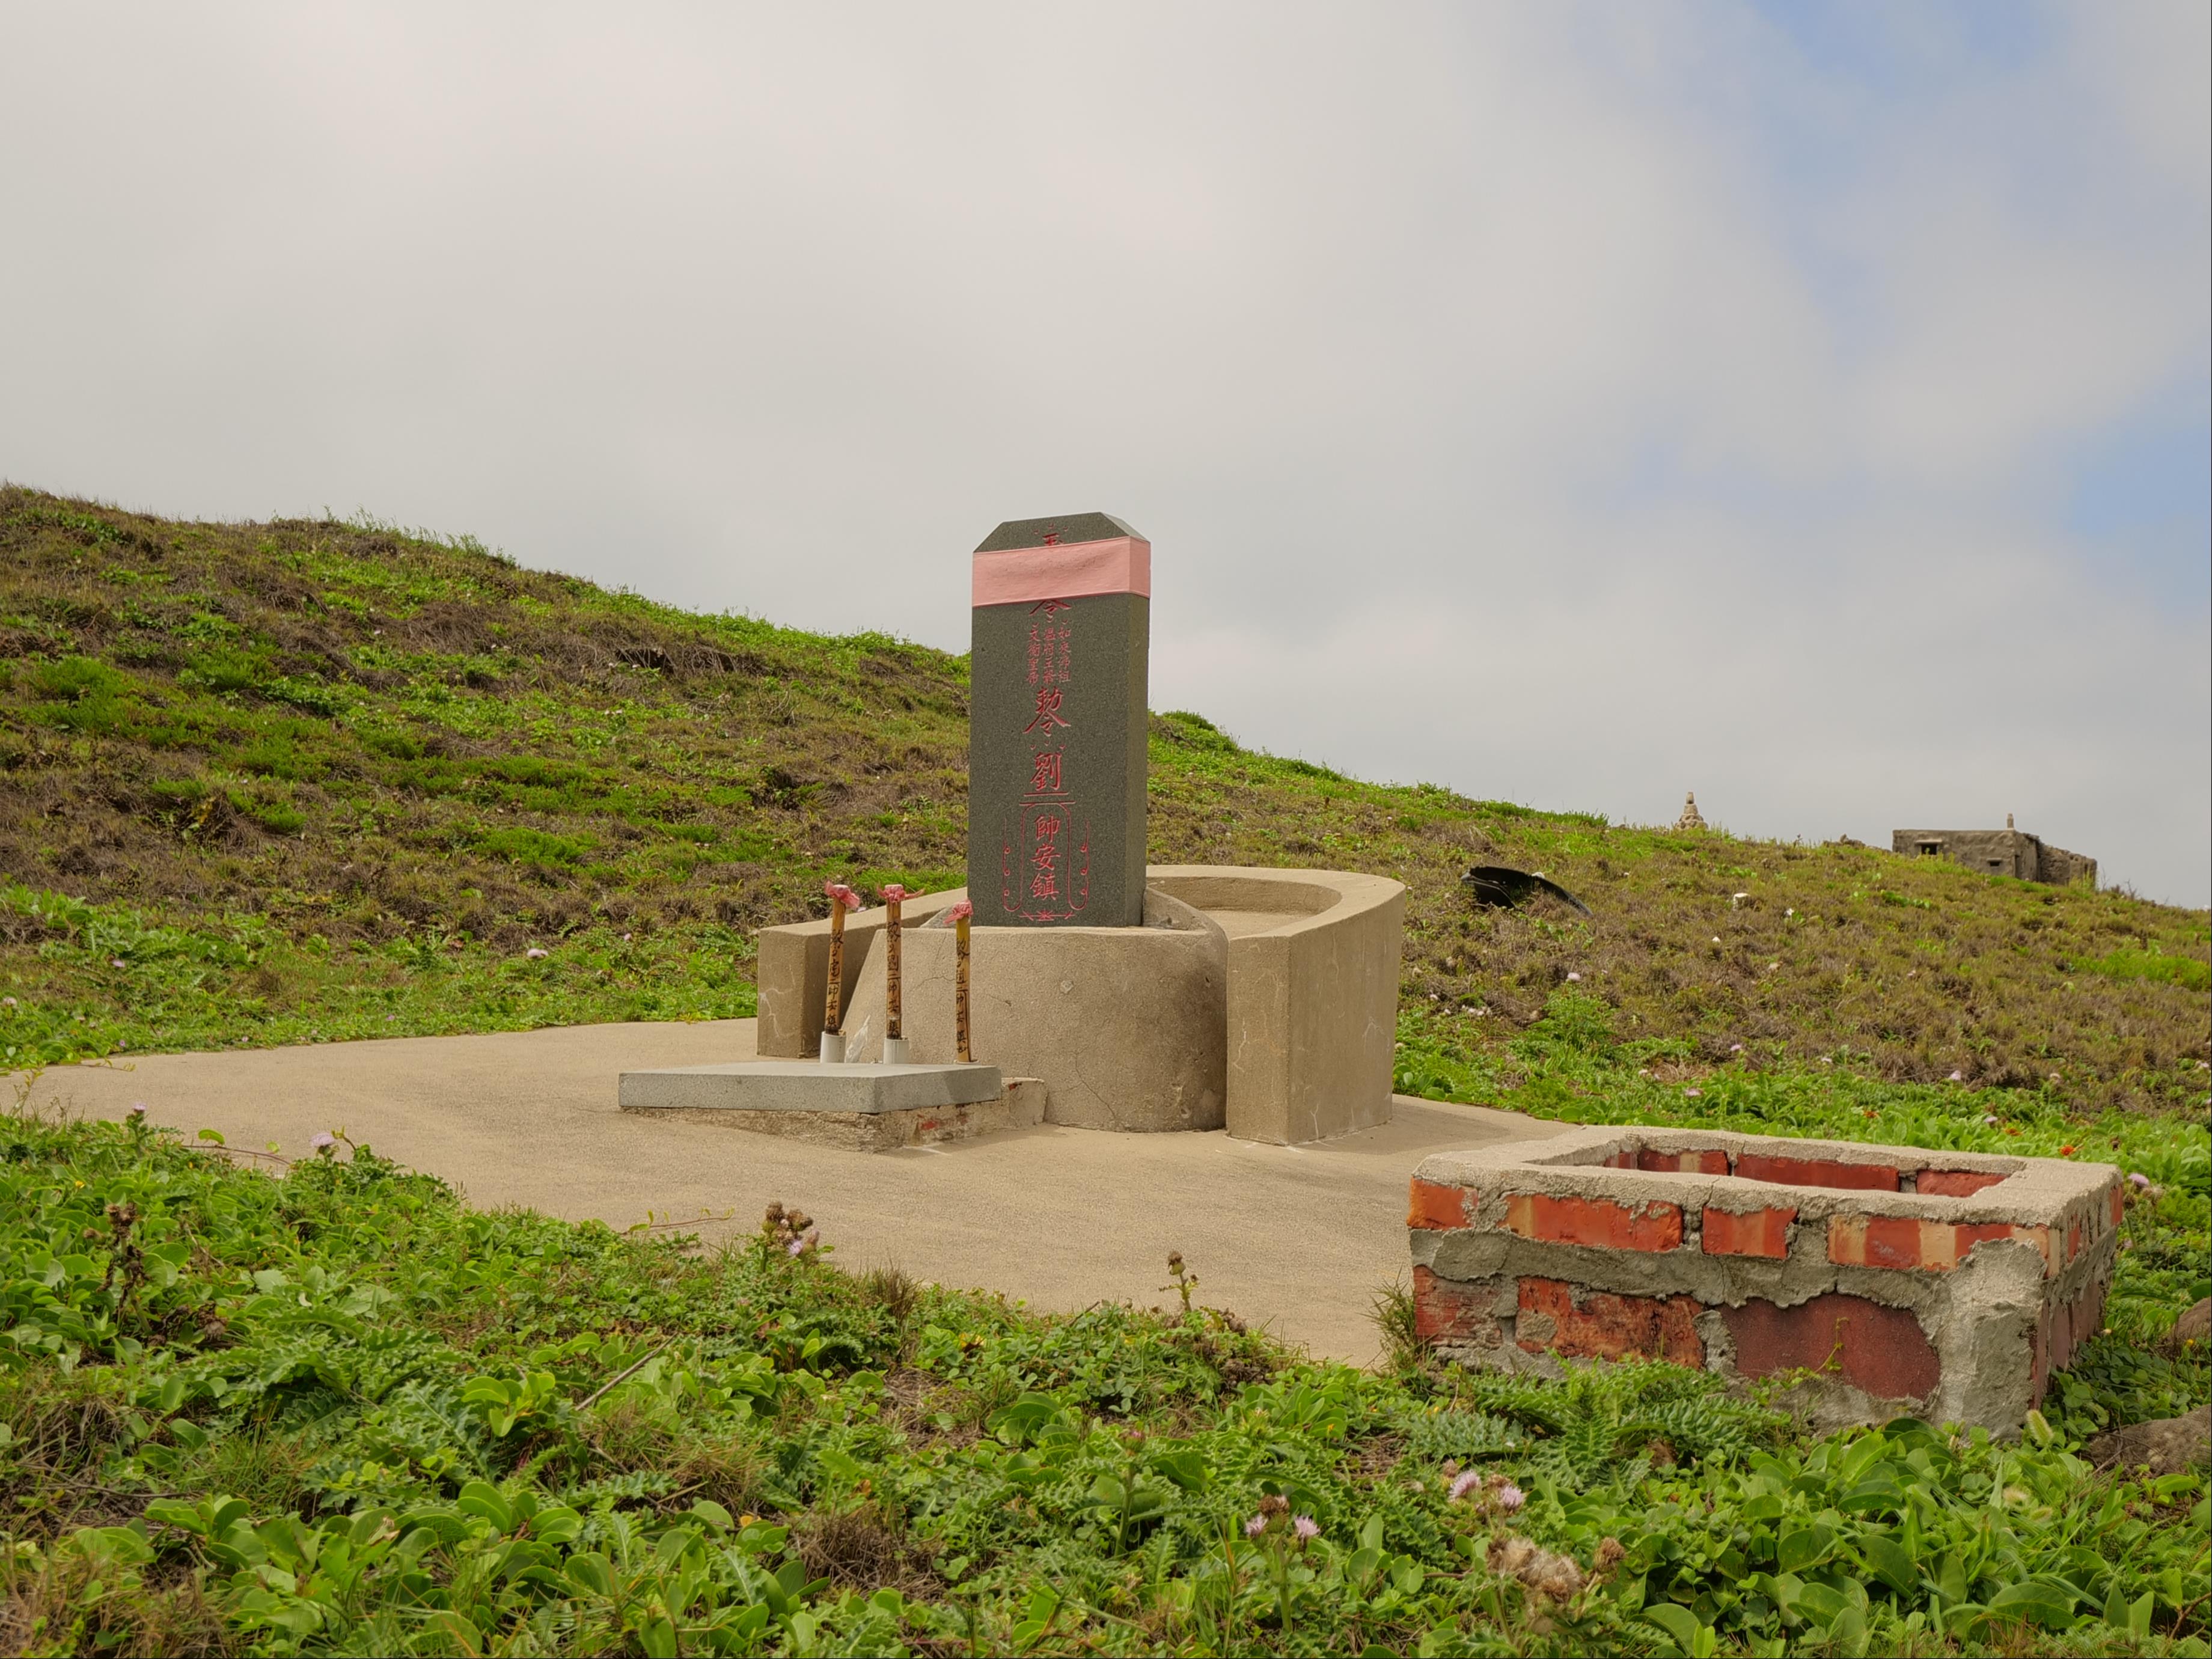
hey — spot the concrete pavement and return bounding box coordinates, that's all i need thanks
[15,1019,1567,1364]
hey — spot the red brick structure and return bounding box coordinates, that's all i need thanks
[1408,1128,2119,1433]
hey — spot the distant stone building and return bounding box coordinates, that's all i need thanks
[1892,816,2097,887]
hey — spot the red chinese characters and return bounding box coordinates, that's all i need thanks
[1001,598,1088,920]
[1024,686,1069,733]
[1030,811,1062,898]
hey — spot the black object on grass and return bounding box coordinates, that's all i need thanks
[1462,865,1592,917]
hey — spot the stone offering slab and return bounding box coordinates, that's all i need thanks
[619,1060,1003,1116]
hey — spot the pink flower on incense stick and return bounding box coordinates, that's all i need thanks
[823,881,862,911]
[929,900,977,928]
[879,884,909,904]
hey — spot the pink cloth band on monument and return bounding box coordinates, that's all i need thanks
[971,537,1152,607]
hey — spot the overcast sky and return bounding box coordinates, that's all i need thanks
[4,4,2207,905]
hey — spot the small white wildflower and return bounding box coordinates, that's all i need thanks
[1684,1087,1702,1098]
[525,947,549,960]
[1948,1071,1964,1081]
[1983,1114,2000,1127]
[1729,1043,1744,1054]
[1566,971,1581,983]
[109,958,126,969]
[1711,935,1722,944]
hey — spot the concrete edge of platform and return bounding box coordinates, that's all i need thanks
[619,1060,1004,1115]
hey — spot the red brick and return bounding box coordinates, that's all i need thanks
[1829,1216,2052,1273]
[1702,1205,1795,1258]
[1638,1149,1732,1175]
[1917,1169,2008,1197]
[1413,1265,1492,1342]
[1722,1293,1940,1401]
[1955,1221,2052,1276]
[1832,1212,2053,1283]
[1828,1215,1924,1269]
[1517,1277,1702,1365]
[1505,1193,1682,1251]
[1736,1152,1898,1191]
[2110,1187,2123,1228]
[1407,1177,1473,1232]
[2067,1219,2083,1263]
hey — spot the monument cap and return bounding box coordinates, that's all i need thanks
[974,513,1144,553]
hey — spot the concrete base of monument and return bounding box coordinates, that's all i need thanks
[754,865,1407,1146]
[619,1062,1039,1153]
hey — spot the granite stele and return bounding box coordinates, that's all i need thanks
[625,512,1407,1147]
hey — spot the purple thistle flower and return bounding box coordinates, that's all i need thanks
[126,1103,148,1121]
[1292,1515,1319,1541]
[1449,1469,1484,1502]
[1244,1514,1267,1539]
[1497,1483,1526,1513]
[784,1235,806,1257]
[310,1131,337,1153]
[2128,1172,2150,1190]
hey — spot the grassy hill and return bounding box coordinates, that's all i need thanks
[2,485,2204,1117]
[2,487,2207,1658]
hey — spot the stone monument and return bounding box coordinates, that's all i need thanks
[967,513,1150,927]
[643,508,1409,1147]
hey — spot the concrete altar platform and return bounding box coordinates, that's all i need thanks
[619,1058,1024,1152]
[619,1059,1003,1114]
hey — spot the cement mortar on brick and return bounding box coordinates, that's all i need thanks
[1409,1124,2119,1432]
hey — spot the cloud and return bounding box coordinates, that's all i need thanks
[1,1,2204,901]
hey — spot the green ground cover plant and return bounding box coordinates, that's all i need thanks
[1,1106,2205,1657]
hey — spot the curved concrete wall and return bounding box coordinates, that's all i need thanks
[755,864,1403,1144]
[1149,866,1405,1146]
